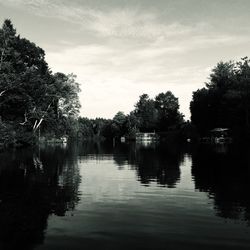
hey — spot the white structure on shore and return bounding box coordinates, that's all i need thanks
[135,132,159,142]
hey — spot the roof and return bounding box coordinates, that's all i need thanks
[210,128,229,132]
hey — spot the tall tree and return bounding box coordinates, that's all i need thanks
[0,19,81,145]
[190,57,250,138]
[134,94,158,132]
[0,19,16,73]
[155,91,183,131]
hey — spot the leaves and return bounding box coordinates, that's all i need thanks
[191,57,250,138]
[0,19,81,144]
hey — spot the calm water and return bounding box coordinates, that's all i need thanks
[0,141,250,250]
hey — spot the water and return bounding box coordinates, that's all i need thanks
[0,142,250,250]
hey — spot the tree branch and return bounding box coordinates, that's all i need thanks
[20,111,28,125]
[33,102,53,132]
[0,90,6,97]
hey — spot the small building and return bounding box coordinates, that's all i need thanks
[210,128,232,144]
[135,132,159,142]
[120,137,126,142]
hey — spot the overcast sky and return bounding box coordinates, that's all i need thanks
[1,0,250,119]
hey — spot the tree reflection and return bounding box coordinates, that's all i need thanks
[134,143,184,187]
[77,140,183,188]
[192,144,250,224]
[0,144,81,250]
[113,142,184,188]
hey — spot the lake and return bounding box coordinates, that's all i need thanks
[0,141,249,250]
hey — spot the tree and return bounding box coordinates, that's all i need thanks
[155,91,183,131]
[113,111,126,126]
[110,111,127,138]
[125,111,140,138]
[0,19,81,145]
[78,117,94,138]
[134,94,158,132]
[0,19,16,73]
[190,57,250,138]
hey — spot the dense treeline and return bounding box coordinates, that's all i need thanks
[78,92,185,140]
[0,19,80,146]
[190,57,250,139]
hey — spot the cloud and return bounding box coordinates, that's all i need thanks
[3,0,249,48]
[3,0,249,46]
[2,0,250,119]
[0,0,212,40]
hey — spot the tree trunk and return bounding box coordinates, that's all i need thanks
[33,102,52,133]
[0,48,5,71]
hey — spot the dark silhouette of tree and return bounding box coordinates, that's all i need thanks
[155,91,183,131]
[111,111,127,138]
[132,92,183,133]
[134,94,158,132]
[190,58,250,139]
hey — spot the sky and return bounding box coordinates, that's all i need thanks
[0,0,250,119]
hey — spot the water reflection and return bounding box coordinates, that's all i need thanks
[77,141,184,188]
[0,142,250,250]
[0,144,80,250]
[192,144,250,224]
[124,142,184,187]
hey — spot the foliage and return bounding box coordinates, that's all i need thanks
[155,91,183,131]
[134,94,158,132]
[190,57,250,138]
[77,92,183,140]
[133,92,183,132]
[0,19,80,146]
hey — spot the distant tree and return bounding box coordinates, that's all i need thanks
[125,111,140,138]
[113,111,126,126]
[134,94,158,132]
[155,91,183,131]
[112,111,127,137]
[0,19,16,73]
[78,117,94,138]
[92,118,107,137]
